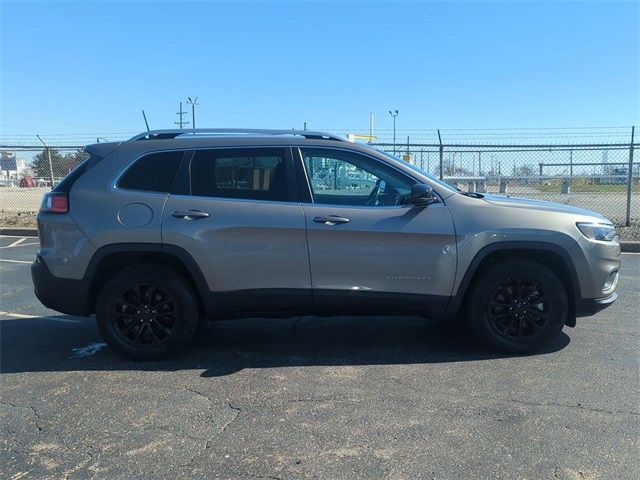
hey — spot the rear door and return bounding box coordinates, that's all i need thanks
[162,146,311,312]
[297,147,457,314]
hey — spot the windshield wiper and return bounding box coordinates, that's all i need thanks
[460,191,485,199]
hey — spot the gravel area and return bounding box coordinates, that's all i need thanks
[616,224,640,241]
[0,211,37,228]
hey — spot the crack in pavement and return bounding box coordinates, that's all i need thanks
[1,401,44,431]
[2,401,97,479]
[180,385,244,469]
[387,378,640,417]
[291,316,302,341]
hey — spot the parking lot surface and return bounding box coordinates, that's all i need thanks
[1,236,639,479]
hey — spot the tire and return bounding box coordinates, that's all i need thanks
[467,259,568,353]
[96,264,199,360]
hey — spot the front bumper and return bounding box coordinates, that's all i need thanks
[576,292,618,317]
[31,255,90,316]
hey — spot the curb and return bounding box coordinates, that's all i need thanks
[0,228,38,237]
[620,241,640,253]
[1,227,639,252]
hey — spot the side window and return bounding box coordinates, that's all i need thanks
[118,151,184,193]
[301,148,413,206]
[190,148,289,201]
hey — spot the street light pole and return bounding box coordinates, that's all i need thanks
[388,109,398,155]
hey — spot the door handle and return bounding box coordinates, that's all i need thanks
[313,215,350,225]
[171,210,210,220]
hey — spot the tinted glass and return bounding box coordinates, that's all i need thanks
[118,151,184,193]
[190,148,289,201]
[301,148,413,206]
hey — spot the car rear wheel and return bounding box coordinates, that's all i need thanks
[96,264,198,360]
[468,259,568,353]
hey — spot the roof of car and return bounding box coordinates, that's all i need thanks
[129,128,346,142]
[85,128,368,155]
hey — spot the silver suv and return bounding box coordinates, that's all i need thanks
[31,129,621,359]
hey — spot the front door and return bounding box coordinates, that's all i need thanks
[162,147,311,312]
[298,147,457,314]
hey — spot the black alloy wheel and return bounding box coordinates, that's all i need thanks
[97,264,199,360]
[486,277,550,341]
[111,283,178,348]
[468,259,568,353]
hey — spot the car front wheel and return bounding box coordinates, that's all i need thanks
[468,259,568,353]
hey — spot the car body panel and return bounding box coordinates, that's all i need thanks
[444,193,620,299]
[302,202,457,298]
[162,196,311,293]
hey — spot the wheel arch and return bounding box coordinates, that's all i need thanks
[448,241,582,326]
[85,243,211,315]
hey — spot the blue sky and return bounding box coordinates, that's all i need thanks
[1,0,638,141]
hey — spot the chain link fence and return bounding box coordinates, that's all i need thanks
[1,139,637,231]
[0,146,89,227]
[372,142,638,228]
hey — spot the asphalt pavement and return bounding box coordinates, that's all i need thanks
[1,236,639,479]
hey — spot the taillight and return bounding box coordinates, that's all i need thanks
[40,192,69,214]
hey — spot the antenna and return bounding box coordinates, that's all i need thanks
[141,110,150,131]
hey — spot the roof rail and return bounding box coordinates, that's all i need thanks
[129,128,345,142]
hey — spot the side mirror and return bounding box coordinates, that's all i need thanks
[410,183,437,206]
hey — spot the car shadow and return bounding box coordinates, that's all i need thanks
[0,314,570,377]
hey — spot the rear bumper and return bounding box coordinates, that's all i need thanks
[575,292,618,317]
[31,255,90,316]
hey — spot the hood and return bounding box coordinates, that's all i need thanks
[480,193,607,220]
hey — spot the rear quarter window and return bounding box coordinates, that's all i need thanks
[118,151,184,193]
[53,152,97,193]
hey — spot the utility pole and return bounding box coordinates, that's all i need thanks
[388,109,398,155]
[175,102,189,129]
[187,97,199,129]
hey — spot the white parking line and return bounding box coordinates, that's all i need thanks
[0,311,82,324]
[0,242,39,250]
[0,259,32,264]
[621,252,640,255]
[7,237,26,247]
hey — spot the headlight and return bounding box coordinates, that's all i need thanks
[576,222,617,241]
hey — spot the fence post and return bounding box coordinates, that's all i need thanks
[36,134,55,188]
[437,129,443,179]
[626,126,635,227]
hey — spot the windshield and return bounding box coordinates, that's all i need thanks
[375,149,458,193]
